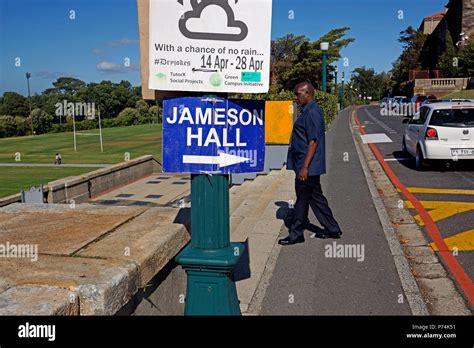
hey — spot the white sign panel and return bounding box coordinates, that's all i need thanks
[149,0,272,93]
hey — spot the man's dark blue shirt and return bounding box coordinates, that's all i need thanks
[286,100,326,176]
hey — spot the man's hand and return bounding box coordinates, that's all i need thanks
[297,166,309,182]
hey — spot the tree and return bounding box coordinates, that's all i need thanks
[280,28,355,90]
[117,107,139,126]
[44,77,86,95]
[457,43,474,77]
[351,67,379,100]
[149,105,161,123]
[0,116,17,138]
[390,26,427,94]
[28,108,54,134]
[437,32,458,77]
[270,34,307,87]
[0,92,29,117]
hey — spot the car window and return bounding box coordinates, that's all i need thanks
[429,108,474,127]
[413,107,430,125]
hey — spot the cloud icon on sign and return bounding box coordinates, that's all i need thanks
[178,0,248,42]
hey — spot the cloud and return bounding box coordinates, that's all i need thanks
[34,71,73,80]
[96,61,140,73]
[92,48,105,57]
[92,37,138,56]
[178,0,248,42]
[107,37,138,47]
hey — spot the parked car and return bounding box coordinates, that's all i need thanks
[402,102,474,170]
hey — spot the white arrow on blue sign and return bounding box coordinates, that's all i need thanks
[162,97,265,174]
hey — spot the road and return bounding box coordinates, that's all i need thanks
[354,105,474,306]
[261,107,413,315]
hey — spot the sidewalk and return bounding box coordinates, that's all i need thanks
[260,108,417,315]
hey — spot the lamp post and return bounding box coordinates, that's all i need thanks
[334,67,338,96]
[349,85,353,106]
[320,42,329,92]
[340,72,345,109]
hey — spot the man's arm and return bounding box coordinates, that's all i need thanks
[297,140,317,181]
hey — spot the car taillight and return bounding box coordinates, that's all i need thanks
[426,127,438,140]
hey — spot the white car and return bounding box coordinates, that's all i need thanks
[402,102,474,170]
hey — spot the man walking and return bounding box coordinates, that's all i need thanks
[279,82,342,246]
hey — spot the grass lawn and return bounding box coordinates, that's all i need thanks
[0,124,162,198]
[0,166,95,198]
[443,90,474,99]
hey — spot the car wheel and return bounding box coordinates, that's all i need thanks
[415,146,425,171]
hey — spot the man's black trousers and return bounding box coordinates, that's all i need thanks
[289,175,341,240]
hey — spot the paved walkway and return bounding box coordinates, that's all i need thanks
[261,108,413,315]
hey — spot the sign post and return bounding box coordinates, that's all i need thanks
[147,0,272,315]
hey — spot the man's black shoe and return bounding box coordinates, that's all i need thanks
[314,230,342,239]
[278,236,305,245]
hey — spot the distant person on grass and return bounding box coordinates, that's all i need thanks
[279,82,342,246]
[54,153,62,165]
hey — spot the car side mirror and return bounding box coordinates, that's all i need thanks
[412,112,420,121]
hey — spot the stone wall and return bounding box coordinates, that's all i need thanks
[414,78,470,98]
[47,155,162,204]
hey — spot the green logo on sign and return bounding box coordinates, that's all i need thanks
[241,72,261,82]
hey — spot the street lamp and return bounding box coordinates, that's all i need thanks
[320,42,329,92]
[340,72,345,109]
[334,66,338,96]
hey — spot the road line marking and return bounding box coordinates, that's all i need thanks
[365,108,397,134]
[399,187,474,195]
[384,158,412,162]
[430,229,474,252]
[404,200,474,226]
[354,109,474,307]
[360,133,393,144]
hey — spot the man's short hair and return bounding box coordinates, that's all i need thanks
[294,82,316,96]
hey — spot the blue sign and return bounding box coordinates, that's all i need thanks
[162,97,265,174]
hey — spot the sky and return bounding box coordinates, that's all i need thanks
[0,0,447,95]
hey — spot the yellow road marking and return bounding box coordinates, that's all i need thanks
[430,229,474,251]
[398,187,474,195]
[404,200,474,226]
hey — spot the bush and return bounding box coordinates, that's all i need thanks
[149,105,162,123]
[314,91,338,126]
[0,115,17,138]
[117,107,139,126]
[28,108,54,134]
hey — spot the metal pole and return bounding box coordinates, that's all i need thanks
[98,106,103,153]
[26,73,33,134]
[175,95,244,316]
[72,113,77,152]
[322,51,327,92]
[334,69,338,96]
